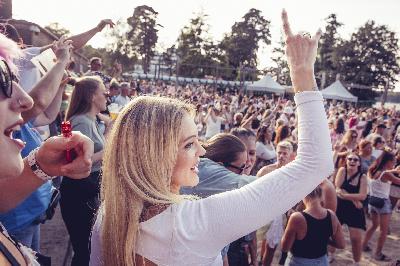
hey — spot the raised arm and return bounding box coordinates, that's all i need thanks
[68,19,114,50]
[174,10,332,256]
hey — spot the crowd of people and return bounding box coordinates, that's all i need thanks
[0,9,399,266]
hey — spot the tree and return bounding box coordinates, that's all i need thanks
[263,36,291,85]
[45,22,71,37]
[125,5,160,73]
[337,20,400,101]
[176,12,221,78]
[316,14,344,88]
[220,8,271,80]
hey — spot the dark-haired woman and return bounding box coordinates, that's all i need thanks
[255,126,276,173]
[280,186,345,266]
[181,133,255,265]
[362,151,400,261]
[61,76,108,266]
[335,153,367,264]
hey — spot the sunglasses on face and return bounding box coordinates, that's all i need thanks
[223,162,246,173]
[0,60,13,98]
[347,157,359,162]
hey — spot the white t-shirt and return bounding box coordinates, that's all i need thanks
[90,91,334,266]
[256,141,276,161]
[205,116,223,139]
[114,95,131,107]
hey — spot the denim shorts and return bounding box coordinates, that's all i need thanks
[285,253,328,266]
[369,198,392,215]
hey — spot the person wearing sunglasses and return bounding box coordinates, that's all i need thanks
[335,153,367,264]
[256,141,294,266]
[0,32,93,266]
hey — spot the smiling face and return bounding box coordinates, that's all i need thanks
[170,114,206,193]
[346,154,360,170]
[0,81,34,178]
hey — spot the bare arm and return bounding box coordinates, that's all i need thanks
[338,174,368,201]
[22,39,71,123]
[328,211,346,249]
[281,212,302,252]
[0,132,93,213]
[32,84,65,127]
[68,19,114,50]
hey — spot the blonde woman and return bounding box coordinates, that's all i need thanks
[90,11,333,266]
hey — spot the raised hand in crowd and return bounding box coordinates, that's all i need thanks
[282,9,321,92]
[96,19,115,32]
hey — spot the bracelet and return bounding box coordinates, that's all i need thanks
[27,148,55,181]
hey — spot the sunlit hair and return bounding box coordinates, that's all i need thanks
[65,76,103,120]
[277,140,293,153]
[305,185,322,200]
[368,150,395,178]
[203,133,246,164]
[101,96,195,266]
[341,129,358,146]
[0,32,22,74]
[274,125,290,146]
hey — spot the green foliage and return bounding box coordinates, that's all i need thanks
[263,37,291,85]
[336,20,400,100]
[125,5,160,73]
[316,14,344,88]
[44,22,71,38]
[220,8,271,80]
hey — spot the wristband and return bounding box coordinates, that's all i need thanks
[27,147,55,181]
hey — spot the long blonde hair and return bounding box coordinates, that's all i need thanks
[101,96,195,266]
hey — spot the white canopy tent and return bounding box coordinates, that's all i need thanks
[321,80,358,102]
[246,75,286,94]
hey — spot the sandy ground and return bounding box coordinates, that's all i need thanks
[41,206,399,266]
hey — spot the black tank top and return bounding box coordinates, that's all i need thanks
[291,211,333,259]
[341,170,361,194]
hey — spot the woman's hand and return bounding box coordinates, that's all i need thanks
[36,131,94,178]
[352,200,363,209]
[282,9,321,93]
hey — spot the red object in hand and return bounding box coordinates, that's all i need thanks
[61,121,73,163]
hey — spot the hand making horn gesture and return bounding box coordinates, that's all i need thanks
[282,9,322,93]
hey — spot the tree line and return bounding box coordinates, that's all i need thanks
[46,6,400,101]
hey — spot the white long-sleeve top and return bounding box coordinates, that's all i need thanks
[90,91,333,266]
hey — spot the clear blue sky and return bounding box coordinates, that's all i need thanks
[13,0,400,88]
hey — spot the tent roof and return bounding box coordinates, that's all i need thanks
[321,80,358,102]
[246,75,285,94]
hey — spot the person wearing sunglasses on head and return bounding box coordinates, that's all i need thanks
[0,32,93,266]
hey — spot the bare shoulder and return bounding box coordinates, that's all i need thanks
[288,212,306,227]
[257,163,278,177]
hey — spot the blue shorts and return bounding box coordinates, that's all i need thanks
[369,198,392,215]
[285,253,328,266]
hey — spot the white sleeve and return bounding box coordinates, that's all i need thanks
[174,91,334,256]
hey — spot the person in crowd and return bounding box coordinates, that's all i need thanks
[181,133,255,266]
[340,129,359,152]
[390,150,400,214]
[257,141,294,266]
[62,76,108,265]
[89,11,333,266]
[335,153,368,264]
[114,82,131,107]
[358,140,375,174]
[274,125,291,146]
[0,32,93,265]
[280,186,345,266]
[255,126,276,172]
[204,105,225,139]
[362,151,400,261]
[107,79,120,104]
[331,118,345,146]
[229,128,258,265]
[0,35,74,252]
[366,123,387,142]
[371,135,385,159]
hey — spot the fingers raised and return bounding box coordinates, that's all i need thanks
[312,28,323,42]
[282,9,293,38]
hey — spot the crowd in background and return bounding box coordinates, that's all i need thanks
[0,16,400,266]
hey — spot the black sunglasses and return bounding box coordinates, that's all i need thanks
[223,162,246,173]
[347,157,359,162]
[0,60,13,98]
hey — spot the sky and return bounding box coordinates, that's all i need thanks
[12,0,400,88]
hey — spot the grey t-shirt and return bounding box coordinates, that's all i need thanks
[181,158,256,198]
[70,114,105,172]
